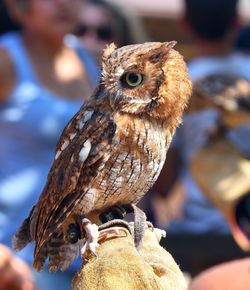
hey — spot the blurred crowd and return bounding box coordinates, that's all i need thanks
[0,0,249,289]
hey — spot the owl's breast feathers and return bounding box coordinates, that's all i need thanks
[97,112,171,206]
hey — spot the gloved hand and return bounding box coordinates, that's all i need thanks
[73,225,187,290]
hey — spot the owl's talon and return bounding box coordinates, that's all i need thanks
[98,226,130,244]
[146,221,154,230]
[80,218,99,258]
[99,204,148,248]
[99,219,132,234]
[99,205,127,223]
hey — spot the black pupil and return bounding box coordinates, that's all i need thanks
[235,194,250,239]
[128,73,139,84]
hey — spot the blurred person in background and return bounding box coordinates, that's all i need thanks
[153,0,250,275]
[0,0,99,289]
[0,0,20,34]
[165,0,250,234]
[183,0,250,81]
[73,0,147,64]
[148,0,250,273]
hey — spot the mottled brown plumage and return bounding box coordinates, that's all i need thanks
[187,74,250,124]
[12,42,191,272]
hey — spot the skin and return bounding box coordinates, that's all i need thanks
[77,3,115,64]
[0,244,35,290]
[0,0,93,103]
[189,258,250,290]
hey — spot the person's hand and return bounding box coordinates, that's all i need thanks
[0,244,35,290]
[72,225,187,290]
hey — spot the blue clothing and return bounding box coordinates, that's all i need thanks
[33,269,74,290]
[187,52,250,82]
[0,32,99,289]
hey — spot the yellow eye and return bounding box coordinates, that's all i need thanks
[121,72,143,88]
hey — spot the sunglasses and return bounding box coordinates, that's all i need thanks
[74,24,113,41]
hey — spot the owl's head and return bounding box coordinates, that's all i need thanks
[100,42,192,130]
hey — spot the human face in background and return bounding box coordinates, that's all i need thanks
[14,0,83,38]
[75,3,115,61]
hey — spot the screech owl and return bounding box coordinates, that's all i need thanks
[13,42,192,272]
[188,74,250,115]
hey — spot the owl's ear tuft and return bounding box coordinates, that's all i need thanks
[102,43,117,61]
[148,41,177,64]
[163,41,177,50]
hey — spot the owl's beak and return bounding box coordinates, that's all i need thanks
[148,98,159,110]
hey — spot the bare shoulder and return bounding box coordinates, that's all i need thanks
[0,47,15,102]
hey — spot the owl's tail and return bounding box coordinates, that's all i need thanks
[12,206,35,251]
[13,207,81,272]
[33,231,82,272]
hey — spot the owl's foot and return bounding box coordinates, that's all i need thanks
[99,205,127,223]
[99,204,132,236]
[99,204,147,248]
[98,221,131,244]
[99,206,133,243]
[80,218,131,262]
[99,219,132,233]
[80,218,99,258]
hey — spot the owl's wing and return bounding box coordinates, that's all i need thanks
[31,104,116,259]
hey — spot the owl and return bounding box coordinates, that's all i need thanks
[188,74,250,251]
[187,74,250,120]
[12,42,192,272]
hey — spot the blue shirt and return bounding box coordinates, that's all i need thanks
[0,32,99,263]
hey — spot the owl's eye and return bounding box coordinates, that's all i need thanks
[120,72,143,88]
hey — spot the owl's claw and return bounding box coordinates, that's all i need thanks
[99,219,132,233]
[98,225,130,244]
[146,221,154,230]
[81,218,131,262]
[99,205,127,223]
[99,204,148,248]
[80,218,99,258]
[98,206,133,242]
[80,210,152,262]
